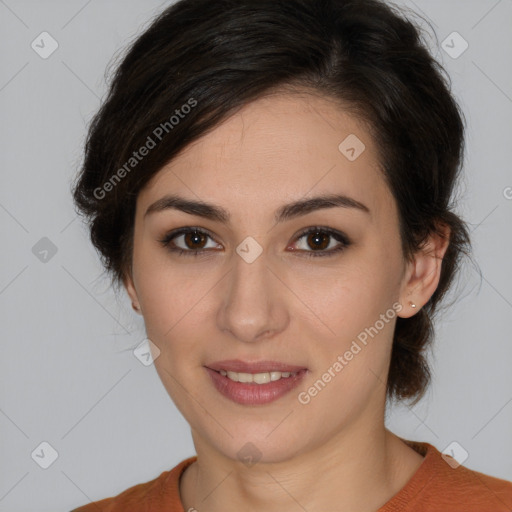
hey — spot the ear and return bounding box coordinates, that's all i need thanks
[397,223,450,319]
[123,270,142,315]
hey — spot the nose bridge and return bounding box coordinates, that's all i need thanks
[217,246,288,343]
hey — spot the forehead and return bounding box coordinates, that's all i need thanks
[137,92,393,222]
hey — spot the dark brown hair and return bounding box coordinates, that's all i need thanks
[72,0,471,405]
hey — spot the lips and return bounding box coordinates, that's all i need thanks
[205,359,308,373]
[204,366,308,405]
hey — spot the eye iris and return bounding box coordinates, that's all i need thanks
[184,231,207,249]
[307,231,329,250]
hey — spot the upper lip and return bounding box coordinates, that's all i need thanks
[205,359,307,373]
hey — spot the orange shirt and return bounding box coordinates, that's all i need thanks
[70,439,512,511]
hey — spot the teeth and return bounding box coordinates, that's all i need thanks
[218,370,297,383]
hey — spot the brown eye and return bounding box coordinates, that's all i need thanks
[183,231,208,250]
[291,227,351,258]
[306,231,330,251]
[159,227,221,256]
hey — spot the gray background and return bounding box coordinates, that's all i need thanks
[0,0,511,510]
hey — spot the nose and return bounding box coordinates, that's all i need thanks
[216,249,289,344]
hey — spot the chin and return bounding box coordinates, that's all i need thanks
[203,426,310,466]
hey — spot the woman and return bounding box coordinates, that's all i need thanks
[70,0,512,510]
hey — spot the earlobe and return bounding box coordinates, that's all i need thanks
[123,272,142,315]
[398,223,450,318]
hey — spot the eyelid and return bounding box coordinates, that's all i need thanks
[291,226,350,247]
[158,227,221,250]
[286,226,351,258]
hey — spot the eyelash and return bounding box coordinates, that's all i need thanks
[158,226,351,258]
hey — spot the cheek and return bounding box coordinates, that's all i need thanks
[140,281,212,354]
[133,245,217,340]
[287,251,401,387]
[289,255,399,336]
[294,287,397,423]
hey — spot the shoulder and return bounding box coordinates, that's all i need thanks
[69,456,197,512]
[384,439,512,512]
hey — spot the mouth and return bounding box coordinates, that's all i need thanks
[215,368,300,384]
[204,359,308,405]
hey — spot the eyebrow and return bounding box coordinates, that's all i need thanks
[144,193,370,223]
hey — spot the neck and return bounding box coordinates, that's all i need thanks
[180,419,424,512]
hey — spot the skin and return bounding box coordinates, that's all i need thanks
[124,90,450,512]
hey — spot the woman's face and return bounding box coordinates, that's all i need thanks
[125,92,413,463]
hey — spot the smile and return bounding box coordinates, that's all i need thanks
[205,366,308,405]
[218,369,297,384]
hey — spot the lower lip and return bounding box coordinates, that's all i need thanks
[204,367,308,405]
